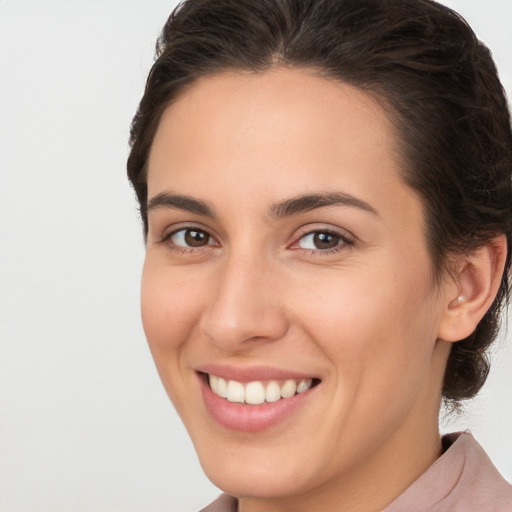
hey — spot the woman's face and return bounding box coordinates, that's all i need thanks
[142,69,454,505]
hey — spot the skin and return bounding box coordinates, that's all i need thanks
[141,68,493,512]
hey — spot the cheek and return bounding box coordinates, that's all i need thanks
[140,261,202,363]
[140,260,211,416]
[296,260,437,386]
[298,268,439,454]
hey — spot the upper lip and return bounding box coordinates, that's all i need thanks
[196,363,319,383]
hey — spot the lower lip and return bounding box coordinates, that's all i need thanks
[199,375,317,432]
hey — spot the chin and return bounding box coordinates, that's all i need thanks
[201,458,314,500]
[190,427,329,500]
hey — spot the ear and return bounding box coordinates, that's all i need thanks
[437,235,507,343]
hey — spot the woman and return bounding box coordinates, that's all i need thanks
[127,0,512,510]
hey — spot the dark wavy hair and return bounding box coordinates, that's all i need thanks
[127,0,512,403]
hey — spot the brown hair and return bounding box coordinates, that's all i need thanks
[127,0,512,403]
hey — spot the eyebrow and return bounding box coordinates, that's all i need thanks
[146,190,378,220]
[147,192,215,217]
[269,192,379,219]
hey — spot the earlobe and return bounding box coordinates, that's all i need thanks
[438,235,507,343]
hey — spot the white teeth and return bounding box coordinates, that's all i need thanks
[297,379,312,393]
[226,380,245,403]
[216,377,228,398]
[209,375,315,404]
[245,381,266,405]
[265,381,282,402]
[209,375,228,398]
[280,379,297,398]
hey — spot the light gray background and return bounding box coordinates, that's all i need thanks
[0,1,510,511]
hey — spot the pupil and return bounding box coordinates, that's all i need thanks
[314,232,338,249]
[185,229,208,247]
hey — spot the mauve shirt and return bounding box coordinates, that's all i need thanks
[200,433,512,511]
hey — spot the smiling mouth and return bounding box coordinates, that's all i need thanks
[206,373,320,405]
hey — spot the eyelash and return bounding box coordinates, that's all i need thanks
[158,226,354,255]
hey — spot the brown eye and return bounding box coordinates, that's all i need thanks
[313,232,339,249]
[170,228,213,248]
[298,231,343,250]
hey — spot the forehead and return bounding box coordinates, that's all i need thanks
[147,67,404,194]
[145,67,425,236]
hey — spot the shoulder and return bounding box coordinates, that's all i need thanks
[440,433,512,511]
[386,432,512,512]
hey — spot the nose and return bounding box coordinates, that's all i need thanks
[199,253,289,350]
